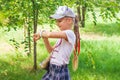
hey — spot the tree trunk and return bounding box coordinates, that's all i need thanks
[77,5,81,23]
[81,6,86,28]
[27,26,31,56]
[31,0,38,70]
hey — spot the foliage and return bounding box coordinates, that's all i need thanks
[75,0,120,27]
[0,0,120,28]
[0,0,26,30]
[99,0,120,21]
[9,38,20,50]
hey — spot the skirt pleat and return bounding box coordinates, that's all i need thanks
[42,64,70,80]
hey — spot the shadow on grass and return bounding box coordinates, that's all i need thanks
[0,58,45,80]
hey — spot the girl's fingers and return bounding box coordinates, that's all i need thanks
[33,34,40,41]
[33,34,38,41]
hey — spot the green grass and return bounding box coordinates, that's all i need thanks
[70,40,120,80]
[0,55,43,80]
[0,22,120,80]
[1,39,120,80]
[82,22,120,36]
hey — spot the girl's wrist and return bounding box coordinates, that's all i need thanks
[43,37,48,40]
[40,30,45,37]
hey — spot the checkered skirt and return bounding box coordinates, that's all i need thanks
[42,64,70,80]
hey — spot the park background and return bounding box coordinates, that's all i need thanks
[0,0,120,80]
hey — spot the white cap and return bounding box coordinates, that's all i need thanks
[50,6,75,19]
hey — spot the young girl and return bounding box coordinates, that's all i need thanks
[34,6,76,80]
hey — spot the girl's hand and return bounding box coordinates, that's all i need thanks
[33,33,41,42]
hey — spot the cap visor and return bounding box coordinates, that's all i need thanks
[50,14,64,19]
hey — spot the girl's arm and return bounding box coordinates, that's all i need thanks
[42,31,68,41]
[42,31,68,53]
[33,31,68,53]
[42,37,54,53]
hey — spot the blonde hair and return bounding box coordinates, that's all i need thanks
[72,16,80,71]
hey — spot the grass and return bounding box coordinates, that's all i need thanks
[81,22,120,36]
[71,40,120,80]
[0,22,120,80]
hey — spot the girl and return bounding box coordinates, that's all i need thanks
[34,6,77,80]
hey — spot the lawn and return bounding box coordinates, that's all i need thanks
[0,22,120,80]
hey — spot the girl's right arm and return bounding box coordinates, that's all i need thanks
[33,30,67,53]
[33,33,54,53]
[41,31,67,53]
[42,37,54,53]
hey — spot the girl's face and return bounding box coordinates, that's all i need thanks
[56,17,73,31]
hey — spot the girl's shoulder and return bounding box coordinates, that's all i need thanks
[63,30,74,34]
[63,30,76,45]
[63,30,75,37]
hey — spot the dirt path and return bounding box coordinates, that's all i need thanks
[0,41,14,54]
[81,33,106,40]
[81,33,120,40]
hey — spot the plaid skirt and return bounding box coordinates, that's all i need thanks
[42,64,70,80]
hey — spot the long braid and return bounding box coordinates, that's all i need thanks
[72,15,80,71]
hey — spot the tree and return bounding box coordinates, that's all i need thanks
[76,0,120,27]
[31,0,38,70]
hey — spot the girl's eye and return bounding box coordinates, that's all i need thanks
[59,21,62,22]
[58,20,62,22]
[57,20,62,23]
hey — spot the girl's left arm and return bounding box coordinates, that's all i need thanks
[42,31,68,41]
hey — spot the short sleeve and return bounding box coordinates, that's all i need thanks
[64,30,76,46]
